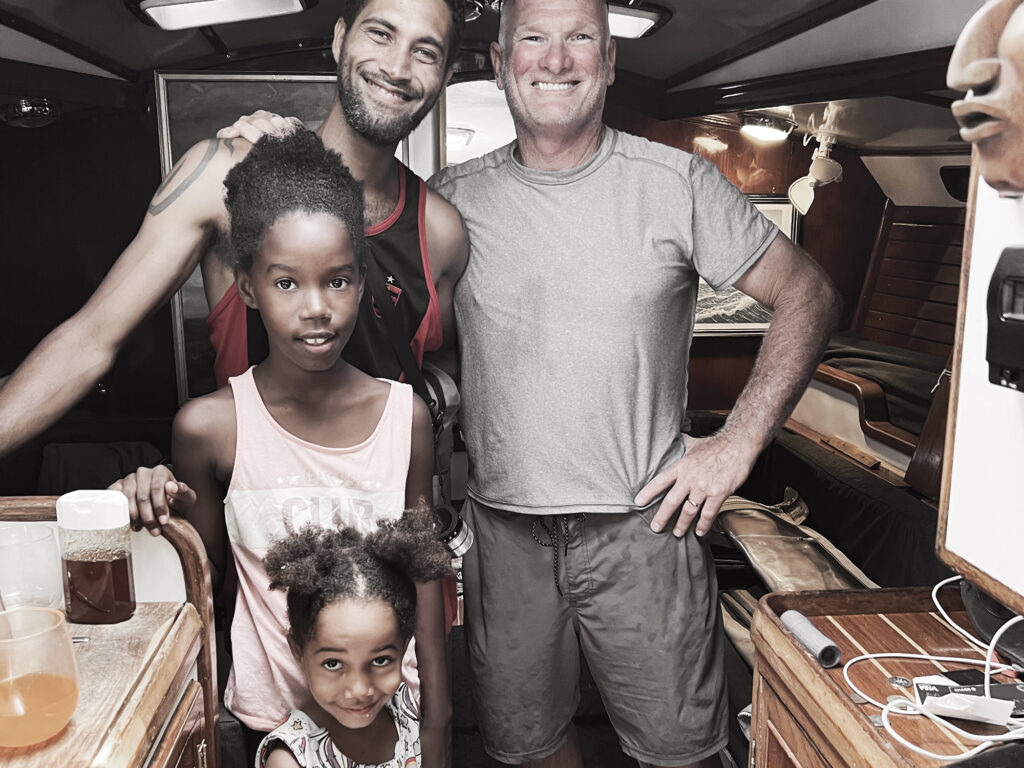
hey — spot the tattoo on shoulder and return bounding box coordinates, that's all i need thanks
[149,139,222,216]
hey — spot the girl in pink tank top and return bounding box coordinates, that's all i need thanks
[122,131,449,766]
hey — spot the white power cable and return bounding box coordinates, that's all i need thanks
[842,652,1017,710]
[840,580,1024,761]
[931,575,990,650]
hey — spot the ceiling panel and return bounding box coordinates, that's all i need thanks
[0,0,213,73]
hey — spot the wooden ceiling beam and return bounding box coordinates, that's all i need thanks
[0,58,144,111]
[663,0,884,92]
[649,46,955,121]
[0,8,138,82]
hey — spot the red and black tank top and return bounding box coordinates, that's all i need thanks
[206,162,443,387]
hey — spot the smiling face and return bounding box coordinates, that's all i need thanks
[237,211,364,373]
[334,0,454,146]
[949,0,1024,193]
[296,598,406,731]
[491,0,615,145]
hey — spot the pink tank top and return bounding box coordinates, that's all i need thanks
[222,367,414,731]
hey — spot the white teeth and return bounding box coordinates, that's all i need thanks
[303,338,329,346]
[536,82,572,91]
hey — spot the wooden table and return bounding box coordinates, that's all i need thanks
[750,588,1016,767]
[0,602,208,768]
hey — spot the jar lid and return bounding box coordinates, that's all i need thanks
[56,489,130,530]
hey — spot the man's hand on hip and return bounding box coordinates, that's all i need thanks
[635,433,757,538]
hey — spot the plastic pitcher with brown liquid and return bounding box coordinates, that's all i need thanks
[56,491,136,624]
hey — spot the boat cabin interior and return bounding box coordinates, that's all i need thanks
[2,0,1023,766]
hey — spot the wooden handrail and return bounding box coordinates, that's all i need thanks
[813,364,918,455]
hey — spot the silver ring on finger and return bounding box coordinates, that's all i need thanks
[684,498,702,509]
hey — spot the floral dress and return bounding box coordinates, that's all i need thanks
[257,683,420,768]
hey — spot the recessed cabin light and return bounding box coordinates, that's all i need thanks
[608,4,667,39]
[447,127,475,150]
[739,112,796,143]
[139,0,316,30]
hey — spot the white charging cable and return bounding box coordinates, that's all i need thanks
[931,575,990,650]
[842,611,1024,761]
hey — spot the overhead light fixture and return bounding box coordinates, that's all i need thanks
[787,101,843,215]
[446,127,475,151]
[138,0,316,30]
[1,98,59,128]
[608,3,668,39]
[739,111,796,143]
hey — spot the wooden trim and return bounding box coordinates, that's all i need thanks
[852,199,895,333]
[149,680,203,768]
[934,157,1024,618]
[896,93,956,110]
[860,145,971,157]
[92,605,202,767]
[814,364,918,455]
[645,47,954,121]
[161,517,219,768]
[0,58,143,111]
[198,26,231,56]
[167,39,334,73]
[663,0,880,90]
[0,9,138,82]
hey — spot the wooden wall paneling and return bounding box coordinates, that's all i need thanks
[603,106,797,195]
[868,295,957,325]
[853,205,965,356]
[686,335,761,411]
[852,199,895,333]
[859,328,953,358]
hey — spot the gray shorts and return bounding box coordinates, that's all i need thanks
[460,498,727,766]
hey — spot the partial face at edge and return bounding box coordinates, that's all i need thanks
[949,0,1024,193]
[334,0,454,146]
[491,0,615,142]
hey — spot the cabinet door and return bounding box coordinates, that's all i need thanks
[149,680,208,768]
[754,675,830,768]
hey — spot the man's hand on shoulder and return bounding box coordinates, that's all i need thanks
[216,110,303,143]
[636,432,760,538]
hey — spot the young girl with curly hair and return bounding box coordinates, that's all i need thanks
[259,509,451,768]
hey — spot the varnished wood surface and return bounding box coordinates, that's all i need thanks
[0,602,200,768]
[752,588,1013,767]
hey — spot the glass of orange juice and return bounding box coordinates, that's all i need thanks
[0,607,79,748]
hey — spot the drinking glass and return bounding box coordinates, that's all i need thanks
[0,525,64,612]
[0,607,79,748]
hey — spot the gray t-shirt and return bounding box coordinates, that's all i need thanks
[430,127,777,515]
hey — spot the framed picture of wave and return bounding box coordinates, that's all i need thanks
[694,195,800,335]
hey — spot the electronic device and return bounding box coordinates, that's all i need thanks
[986,247,1024,391]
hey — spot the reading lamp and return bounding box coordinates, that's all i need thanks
[788,102,845,215]
[788,141,843,215]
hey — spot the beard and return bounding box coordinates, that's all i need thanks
[337,54,434,146]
